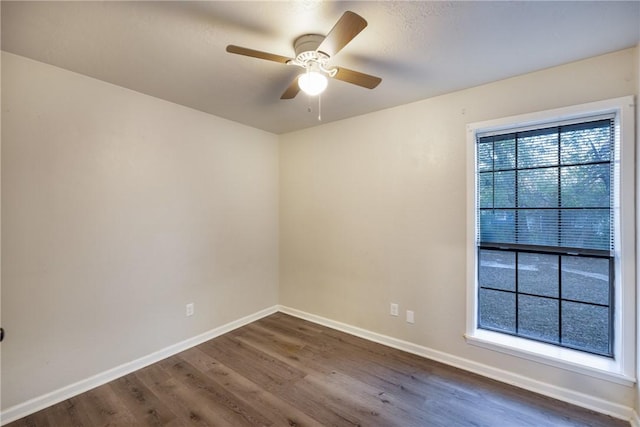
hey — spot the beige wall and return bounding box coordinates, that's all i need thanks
[1,46,638,416]
[1,52,279,409]
[636,42,640,416]
[279,47,638,408]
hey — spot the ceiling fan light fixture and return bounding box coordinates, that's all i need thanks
[298,70,328,96]
[226,11,381,101]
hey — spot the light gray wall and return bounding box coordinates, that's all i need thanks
[279,48,638,409]
[1,52,279,409]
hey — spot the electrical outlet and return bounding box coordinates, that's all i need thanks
[390,303,399,316]
[406,310,415,324]
[186,303,194,317]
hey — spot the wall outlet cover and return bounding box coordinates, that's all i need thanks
[390,303,399,316]
[406,310,414,324]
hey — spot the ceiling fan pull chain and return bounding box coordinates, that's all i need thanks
[318,93,322,121]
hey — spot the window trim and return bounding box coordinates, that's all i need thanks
[465,96,636,386]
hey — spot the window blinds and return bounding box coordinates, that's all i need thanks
[476,117,614,254]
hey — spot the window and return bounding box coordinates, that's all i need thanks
[477,119,614,356]
[466,97,635,384]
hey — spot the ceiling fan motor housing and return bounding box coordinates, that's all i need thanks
[293,34,329,64]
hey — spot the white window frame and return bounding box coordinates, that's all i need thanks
[465,96,636,386]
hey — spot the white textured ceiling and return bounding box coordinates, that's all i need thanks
[2,1,639,134]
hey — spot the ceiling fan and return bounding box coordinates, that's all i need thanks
[226,11,382,99]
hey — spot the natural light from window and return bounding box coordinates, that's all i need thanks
[465,97,635,385]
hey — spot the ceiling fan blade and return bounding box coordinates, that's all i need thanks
[333,67,381,89]
[281,77,301,99]
[317,11,367,57]
[226,45,292,64]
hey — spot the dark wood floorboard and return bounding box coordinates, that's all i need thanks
[7,312,629,426]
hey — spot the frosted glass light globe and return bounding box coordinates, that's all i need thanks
[298,71,328,96]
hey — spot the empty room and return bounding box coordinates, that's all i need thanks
[2,1,640,426]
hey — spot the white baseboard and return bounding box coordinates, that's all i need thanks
[278,305,635,423]
[0,305,278,426]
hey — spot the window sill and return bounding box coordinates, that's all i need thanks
[464,329,635,387]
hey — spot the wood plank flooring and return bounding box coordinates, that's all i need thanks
[7,312,628,426]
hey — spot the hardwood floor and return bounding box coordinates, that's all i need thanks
[7,312,628,426]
